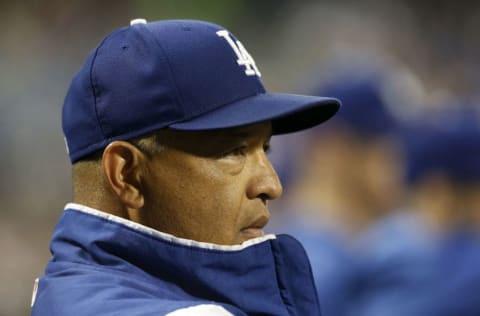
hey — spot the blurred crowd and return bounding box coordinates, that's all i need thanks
[2,1,480,315]
[268,63,480,315]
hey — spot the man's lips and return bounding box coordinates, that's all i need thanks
[241,214,270,239]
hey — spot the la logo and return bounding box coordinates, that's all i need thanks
[217,30,261,77]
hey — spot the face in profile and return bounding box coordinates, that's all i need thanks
[139,122,283,245]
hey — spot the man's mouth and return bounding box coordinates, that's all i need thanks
[241,214,269,239]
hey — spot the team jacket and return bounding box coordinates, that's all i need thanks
[31,203,322,315]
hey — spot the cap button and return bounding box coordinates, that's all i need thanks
[130,18,147,26]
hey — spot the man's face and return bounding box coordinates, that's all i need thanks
[140,122,283,245]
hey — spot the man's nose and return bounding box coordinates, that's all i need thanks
[247,149,283,202]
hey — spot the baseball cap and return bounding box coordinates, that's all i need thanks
[405,109,480,185]
[63,19,340,163]
[313,73,397,137]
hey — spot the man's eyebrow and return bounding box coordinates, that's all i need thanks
[225,131,255,139]
[220,127,273,140]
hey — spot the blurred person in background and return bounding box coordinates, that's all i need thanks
[270,67,406,316]
[353,108,480,316]
[408,109,480,316]
[303,70,405,237]
[403,109,480,236]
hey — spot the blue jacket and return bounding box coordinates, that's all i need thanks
[31,204,321,315]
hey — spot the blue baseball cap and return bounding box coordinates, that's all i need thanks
[313,74,397,137]
[62,19,340,163]
[405,109,480,184]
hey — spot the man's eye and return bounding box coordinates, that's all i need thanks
[223,146,247,157]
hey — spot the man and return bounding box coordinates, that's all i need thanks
[31,19,340,315]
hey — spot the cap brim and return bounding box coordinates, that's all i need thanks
[169,92,341,134]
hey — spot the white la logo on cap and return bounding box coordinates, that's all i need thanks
[216,30,261,77]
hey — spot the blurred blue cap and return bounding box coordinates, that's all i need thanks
[405,109,480,184]
[62,19,340,163]
[313,74,397,137]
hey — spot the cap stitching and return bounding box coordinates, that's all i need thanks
[140,24,185,117]
[89,31,120,140]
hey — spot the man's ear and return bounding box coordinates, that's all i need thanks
[102,141,145,210]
